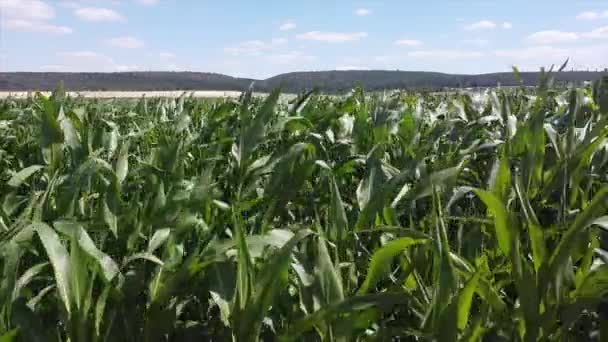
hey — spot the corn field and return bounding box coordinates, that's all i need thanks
[1,70,608,341]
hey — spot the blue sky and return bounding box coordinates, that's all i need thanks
[1,0,608,78]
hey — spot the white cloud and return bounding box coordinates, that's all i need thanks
[115,64,141,72]
[2,19,73,34]
[463,20,511,31]
[564,45,608,70]
[55,50,144,72]
[493,44,608,71]
[355,8,371,16]
[0,0,54,21]
[46,50,186,72]
[40,64,69,71]
[296,31,367,43]
[279,20,296,31]
[335,65,370,70]
[0,0,73,34]
[59,51,115,66]
[526,30,579,44]
[74,7,124,22]
[494,46,567,60]
[577,11,599,20]
[583,26,608,39]
[224,38,287,56]
[394,39,423,47]
[58,1,81,9]
[374,55,397,63]
[159,52,176,60]
[576,10,608,20]
[407,49,484,59]
[60,50,108,59]
[59,0,122,9]
[105,36,145,49]
[464,20,497,31]
[135,0,159,5]
[265,51,317,64]
[462,38,489,46]
[163,64,180,71]
[226,40,267,56]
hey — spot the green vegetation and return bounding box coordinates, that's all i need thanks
[1,69,606,93]
[0,71,607,341]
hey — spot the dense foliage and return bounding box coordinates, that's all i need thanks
[1,69,606,93]
[1,72,608,341]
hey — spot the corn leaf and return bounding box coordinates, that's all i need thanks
[358,237,428,294]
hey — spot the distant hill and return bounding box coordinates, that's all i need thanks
[0,72,255,92]
[262,70,607,92]
[1,70,606,93]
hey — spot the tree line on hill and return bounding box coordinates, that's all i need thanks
[1,69,606,93]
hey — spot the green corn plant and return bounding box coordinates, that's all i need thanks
[0,71,607,341]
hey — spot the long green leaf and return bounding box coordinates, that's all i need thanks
[457,270,481,330]
[357,237,428,294]
[549,187,608,274]
[329,176,349,244]
[316,233,344,304]
[7,165,44,188]
[279,293,410,341]
[233,209,252,311]
[148,228,172,254]
[12,262,49,301]
[236,88,281,166]
[472,189,512,257]
[75,225,119,283]
[575,264,608,298]
[235,229,312,340]
[115,141,129,184]
[32,222,72,314]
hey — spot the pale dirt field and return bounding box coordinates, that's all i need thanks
[0,90,259,99]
